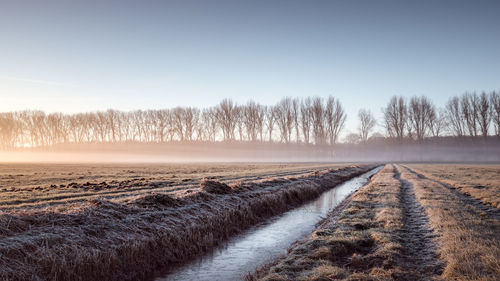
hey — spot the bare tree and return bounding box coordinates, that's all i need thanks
[325,96,346,145]
[291,98,300,143]
[311,97,326,145]
[264,106,275,142]
[184,107,200,141]
[491,91,500,136]
[428,107,447,137]
[300,97,312,144]
[215,99,237,141]
[171,107,185,141]
[274,97,293,143]
[408,96,434,141]
[234,106,245,141]
[445,96,464,136]
[461,92,480,137]
[358,109,376,142]
[242,101,260,142]
[201,107,218,141]
[155,109,171,142]
[478,92,491,137]
[255,104,265,142]
[344,132,361,144]
[383,96,407,141]
[0,113,17,149]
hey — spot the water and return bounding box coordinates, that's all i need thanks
[156,166,382,281]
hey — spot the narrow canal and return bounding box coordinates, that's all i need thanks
[156,166,382,281]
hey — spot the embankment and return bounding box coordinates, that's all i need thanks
[252,164,443,281]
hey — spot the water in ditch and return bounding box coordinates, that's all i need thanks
[156,166,382,281]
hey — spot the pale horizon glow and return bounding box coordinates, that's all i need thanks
[1,0,499,135]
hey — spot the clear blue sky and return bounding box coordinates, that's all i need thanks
[1,0,499,134]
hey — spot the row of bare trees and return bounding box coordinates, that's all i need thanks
[380,91,500,142]
[1,91,499,149]
[0,96,346,149]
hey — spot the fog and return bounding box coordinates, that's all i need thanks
[1,139,498,164]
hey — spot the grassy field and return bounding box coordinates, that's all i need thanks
[0,163,373,281]
[1,163,498,281]
[0,163,344,210]
[408,164,500,208]
[400,165,499,280]
[253,164,500,281]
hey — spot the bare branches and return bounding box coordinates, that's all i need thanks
[383,96,407,140]
[264,106,275,142]
[408,96,434,141]
[1,92,499,149]
[215,99,238,141]
[461,92,480,137]
[325,96,346,145]
[491,91,500,136]
[478,92,491,138]
[300,97,312,144]
[428,108,447,137]
[445,96,464,137]
[358,109,376,142]
[311,97,326,145]
[274,97,294,143]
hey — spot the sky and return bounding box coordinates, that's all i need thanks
[1,0,499,135]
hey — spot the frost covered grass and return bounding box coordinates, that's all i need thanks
[408,164,500,208]
[253,164,500,281]
[250,164,453,281]
[399,165,500,281]
[0,164,372,281]
[0,163,342,209]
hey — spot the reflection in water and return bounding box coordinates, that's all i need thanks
[156,167,382,281]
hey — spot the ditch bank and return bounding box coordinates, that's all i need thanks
[0,164,376,281]
[251,164,443,281]
[156,166,383,281]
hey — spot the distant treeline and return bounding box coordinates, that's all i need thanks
[0,91,499,149]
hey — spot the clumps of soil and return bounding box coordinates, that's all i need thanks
[67,181,111,190]
[200,179,233,194]
[132,193,179,208]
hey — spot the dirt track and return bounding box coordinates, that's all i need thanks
[403,166,500,221]
[394,165,443,280]
[254,164,500,281]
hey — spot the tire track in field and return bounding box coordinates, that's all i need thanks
[394,165,444,280]
[403,165,500,222]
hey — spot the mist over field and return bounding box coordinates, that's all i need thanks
[1,1,499,281]
[1,93,499,163]
[1,139,499,163]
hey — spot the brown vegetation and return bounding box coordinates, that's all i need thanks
[251,164,443,281]
[408,164,500,208]
[398,165,500,280]
[200,179,233,194]
[0,163,341,210]
[252,164,500,281]
[0,164,373,281]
